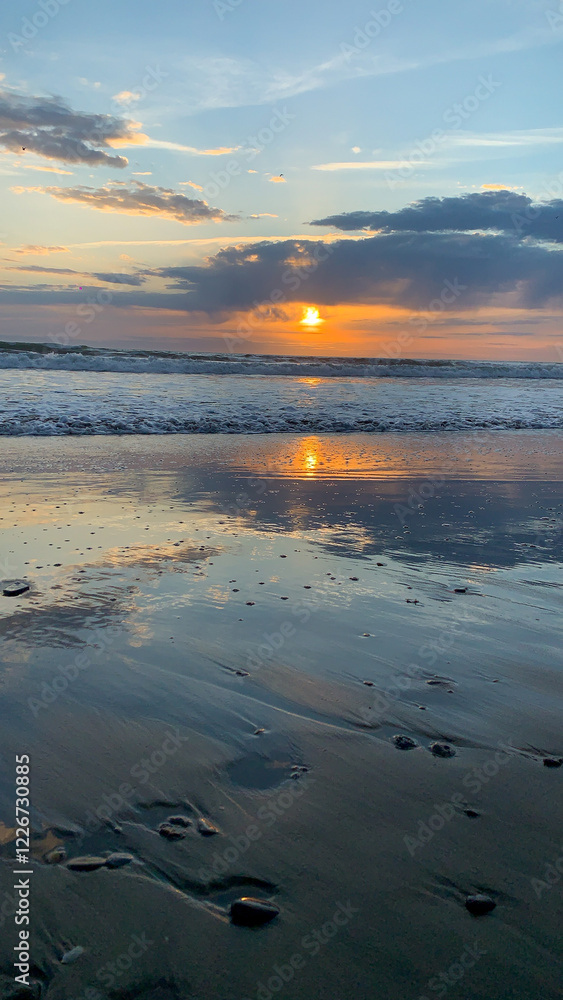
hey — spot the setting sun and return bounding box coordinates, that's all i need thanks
[300,307,324,327]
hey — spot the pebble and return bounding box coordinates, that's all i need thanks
[393,735,418,751]
[61,946,85,965]
[158,823,186,840]
[167,815,192,827]
[254,728,265,735]
[465,893,496,915]
[105,853,134,868]
[543,757,562,768]
[429,742,456,758]
[230,897,280,926]
[66,856,107,871]
[44,847,67,865]
[198,818,219,837]
[3,580,30,597]
[363,680,374,686]
[454,588,467,594]
[464,808,480,818]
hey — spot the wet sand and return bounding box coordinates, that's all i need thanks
[0,431,562,999]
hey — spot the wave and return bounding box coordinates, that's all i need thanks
[0,342,562,379]
[1,414,561,436]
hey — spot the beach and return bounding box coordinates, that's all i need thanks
[0,430,561,999]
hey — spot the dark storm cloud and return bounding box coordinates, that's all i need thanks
[310,191,563,243]
[3,206,563,314]
[0,89,141,167]
[18,180,238,225]
[147,230,563,312]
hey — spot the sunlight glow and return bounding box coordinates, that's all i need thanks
[300,307,324,327]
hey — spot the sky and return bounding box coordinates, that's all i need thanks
[0,0,562,359]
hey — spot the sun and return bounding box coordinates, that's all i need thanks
[300,307,324,327]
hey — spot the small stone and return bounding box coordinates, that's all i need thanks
[61,945,84,964]
[349,577,358,581]
[166,815,192,827]
[430,742,456,758]
[464,808,480,818]
[454,588,467,594]
[236,669,249,677]
[393,735,417,751]
[254,728,265,735]
[543,757,562,768]
[105,853,134,868]
[44,847,66,865]
[66,856,107,871]
[3,580,30,597]
[230,897,280,926]
[363,680,374,686]
[197,818,219,837]
[465,893,496,915]
[158,823,186,840]
[246,601,255,606]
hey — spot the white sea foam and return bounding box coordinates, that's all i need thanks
[0,369,561,435]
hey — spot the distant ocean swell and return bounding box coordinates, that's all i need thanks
[0,343,562,379]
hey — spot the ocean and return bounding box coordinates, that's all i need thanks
[0,341,562,436]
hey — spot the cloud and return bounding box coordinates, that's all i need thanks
[6,264,146,285]
[311,160,422,171]
[20,163,74,175]
[309,191,563,243]
[6,263,147,285]
[4,222,563,315]
[112,91,142,106]
[13,180,238,225]
[0,89,149,168]
[448,127,563,149]
[142,139,240,156]
[268,175,286,183]
[179,180,203,191]
[12,244,69,255]
[140,225,563,313]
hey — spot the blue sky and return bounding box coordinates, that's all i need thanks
[0,0,562,357]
